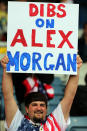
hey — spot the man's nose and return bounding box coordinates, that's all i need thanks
[37,105,42,110]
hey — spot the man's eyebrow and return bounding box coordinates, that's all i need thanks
[40,103,46,106]
[32,103,37,104]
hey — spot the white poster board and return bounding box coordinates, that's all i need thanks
[7,2,79,74]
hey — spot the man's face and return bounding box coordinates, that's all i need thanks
[25,101,47,123]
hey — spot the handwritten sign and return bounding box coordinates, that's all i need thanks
[7,2,79,74]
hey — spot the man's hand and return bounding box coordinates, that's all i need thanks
[1,55,9,69]
[77,55,83,71]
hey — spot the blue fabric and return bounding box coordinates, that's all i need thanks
[17,118,40,131]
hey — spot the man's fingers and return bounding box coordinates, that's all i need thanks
[77,55,83,63]
[77,63,82,68]
[77,55,83,69]
[1,56,9,64]
[0,55,9,69]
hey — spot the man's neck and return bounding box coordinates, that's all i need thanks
[24,115,46,125]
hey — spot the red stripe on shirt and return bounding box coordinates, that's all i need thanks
[50,113,61,131]
[47,117,55,131]
[43,123,49,131]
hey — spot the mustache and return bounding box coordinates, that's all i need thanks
[34,110,43,114]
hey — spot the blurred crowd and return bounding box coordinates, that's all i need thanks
[0,1,7,41]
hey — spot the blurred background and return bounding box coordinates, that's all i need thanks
[0,0,87,131]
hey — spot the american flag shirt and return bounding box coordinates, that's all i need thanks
[5,104,70,131]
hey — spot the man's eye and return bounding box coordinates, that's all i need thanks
[40,104,45,107]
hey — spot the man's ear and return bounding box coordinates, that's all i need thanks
[25,106,28,114]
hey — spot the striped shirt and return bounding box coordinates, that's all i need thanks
[5,104,70,131]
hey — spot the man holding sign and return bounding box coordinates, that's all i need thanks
[1,1,82,131]
[1,55,82,131]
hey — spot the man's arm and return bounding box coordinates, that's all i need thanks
[60,55,82,121]
[1,56,18,127]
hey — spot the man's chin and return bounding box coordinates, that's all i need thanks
[33,117,43,123]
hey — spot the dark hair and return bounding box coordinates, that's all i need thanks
[24,92,48,108]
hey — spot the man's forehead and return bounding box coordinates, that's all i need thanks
[31,101,46,104]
